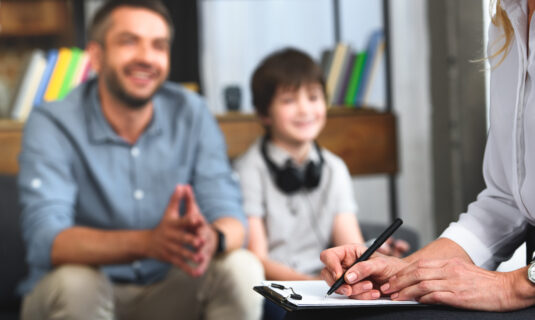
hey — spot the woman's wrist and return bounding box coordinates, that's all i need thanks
[503,267,535,311]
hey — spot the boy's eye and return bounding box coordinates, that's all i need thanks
[280,96,295,104]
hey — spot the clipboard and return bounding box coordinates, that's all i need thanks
[253,281,422,312]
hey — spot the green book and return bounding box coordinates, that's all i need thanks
[344,52,367,107]
[57,48,82,100]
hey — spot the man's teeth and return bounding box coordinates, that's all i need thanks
[132,71,151,79]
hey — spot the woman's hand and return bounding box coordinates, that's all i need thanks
[320,244,408,299]
[382,258,535,311]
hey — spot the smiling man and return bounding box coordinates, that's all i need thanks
[17,1,263,319]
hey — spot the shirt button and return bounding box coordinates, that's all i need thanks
[134,189,144,200]
[131,147,140,157]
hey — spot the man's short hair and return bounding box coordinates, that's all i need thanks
[251,48,326,117]
[88,0,174,44]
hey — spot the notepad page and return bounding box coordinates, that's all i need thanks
[261,280,420,307]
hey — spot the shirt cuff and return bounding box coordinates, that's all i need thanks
[440,222,495,268]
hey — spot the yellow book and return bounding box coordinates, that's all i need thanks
[43,47,72,102]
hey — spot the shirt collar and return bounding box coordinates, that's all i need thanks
[86,78,164,145]
[265,139,321,168]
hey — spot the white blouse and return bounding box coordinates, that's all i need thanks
[441,0,535,270]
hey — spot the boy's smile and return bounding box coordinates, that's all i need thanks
[264,83,327,153]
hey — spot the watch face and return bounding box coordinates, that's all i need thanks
[528,263,535,284]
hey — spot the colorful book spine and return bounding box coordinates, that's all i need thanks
[356,30,384,106]
[57,47,83,100]
[335,53,357,106]
[326,43,350,106]
[10,50,47,121]
[43,47,73,102]
[33,49,59,108]
[344,52,366,107]
[73,51,90,87]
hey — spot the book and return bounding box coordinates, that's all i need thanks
[73,51,91,86]
[334,52,357,106]
[10,50,47,121]
[57,47,83,100]
[357,30,385,106]
[320,49,334,80]
[254,281,420,312]
[344,51,367,107]
[326,43,350,105]
[43,47,73,102]
[362,39,386,107]
[33,49,59,108]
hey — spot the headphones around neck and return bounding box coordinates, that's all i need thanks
[260,136,324,194]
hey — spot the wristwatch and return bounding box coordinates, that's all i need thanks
[214,227,226,255]
[528,260,535,284]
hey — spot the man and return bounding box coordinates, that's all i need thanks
[18,1,263,319]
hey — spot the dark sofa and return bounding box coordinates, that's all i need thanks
[0,175,26,320]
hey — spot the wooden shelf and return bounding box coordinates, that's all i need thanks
[218,108,398,176]
[0,109,397,176]
[0,1,71,37]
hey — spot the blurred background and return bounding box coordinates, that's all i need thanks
[0,0,494,252]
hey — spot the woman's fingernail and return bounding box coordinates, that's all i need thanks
[381,283,390,292]
[371,291,380,298]
[346,272,356,283]
[363,282,373,290]
[391,292,399,299]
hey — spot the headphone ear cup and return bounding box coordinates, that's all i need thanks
[304,161,322,189]
[277,164,304,194]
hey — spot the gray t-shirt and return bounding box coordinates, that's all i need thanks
[234,139,358,275]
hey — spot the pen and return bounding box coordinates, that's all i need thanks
[326,218,403,296]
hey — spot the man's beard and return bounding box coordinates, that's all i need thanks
[103,67,161,109]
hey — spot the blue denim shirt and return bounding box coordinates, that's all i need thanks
[17,79,245,294]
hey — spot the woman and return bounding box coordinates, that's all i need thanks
[320,0,535,311]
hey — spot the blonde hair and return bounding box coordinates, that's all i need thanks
[488,0,514,67]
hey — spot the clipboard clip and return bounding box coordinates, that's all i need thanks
[271,283,302,300]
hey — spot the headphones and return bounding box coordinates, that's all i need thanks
[260,136,324,194]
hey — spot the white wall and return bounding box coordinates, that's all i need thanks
[389,0,434,245]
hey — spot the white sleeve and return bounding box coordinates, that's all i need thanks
[440,129,528,270]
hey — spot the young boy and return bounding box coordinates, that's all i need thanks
[234,48,408,281]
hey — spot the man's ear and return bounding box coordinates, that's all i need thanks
[86,41,103,74]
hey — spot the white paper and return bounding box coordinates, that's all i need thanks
[260,280,420,307]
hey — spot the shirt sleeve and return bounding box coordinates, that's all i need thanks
[190,103,247,227]
[330,156,359,216]
[440,129,528,270]
[233,149,266,218]
[18,109,78,270]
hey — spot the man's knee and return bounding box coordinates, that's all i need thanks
[22,265,113,320]
[210,249,264,318]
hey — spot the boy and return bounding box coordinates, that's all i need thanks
[234,48,408,282]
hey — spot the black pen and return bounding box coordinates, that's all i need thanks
[326,218,403,296]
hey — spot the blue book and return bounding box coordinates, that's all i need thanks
[355,30,384,106]
[33,49,59,108]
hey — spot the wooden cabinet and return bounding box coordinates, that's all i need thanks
[219,109,397,175]
[0,109,397,176]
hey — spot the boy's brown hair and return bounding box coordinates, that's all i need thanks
[251,48,326,117]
